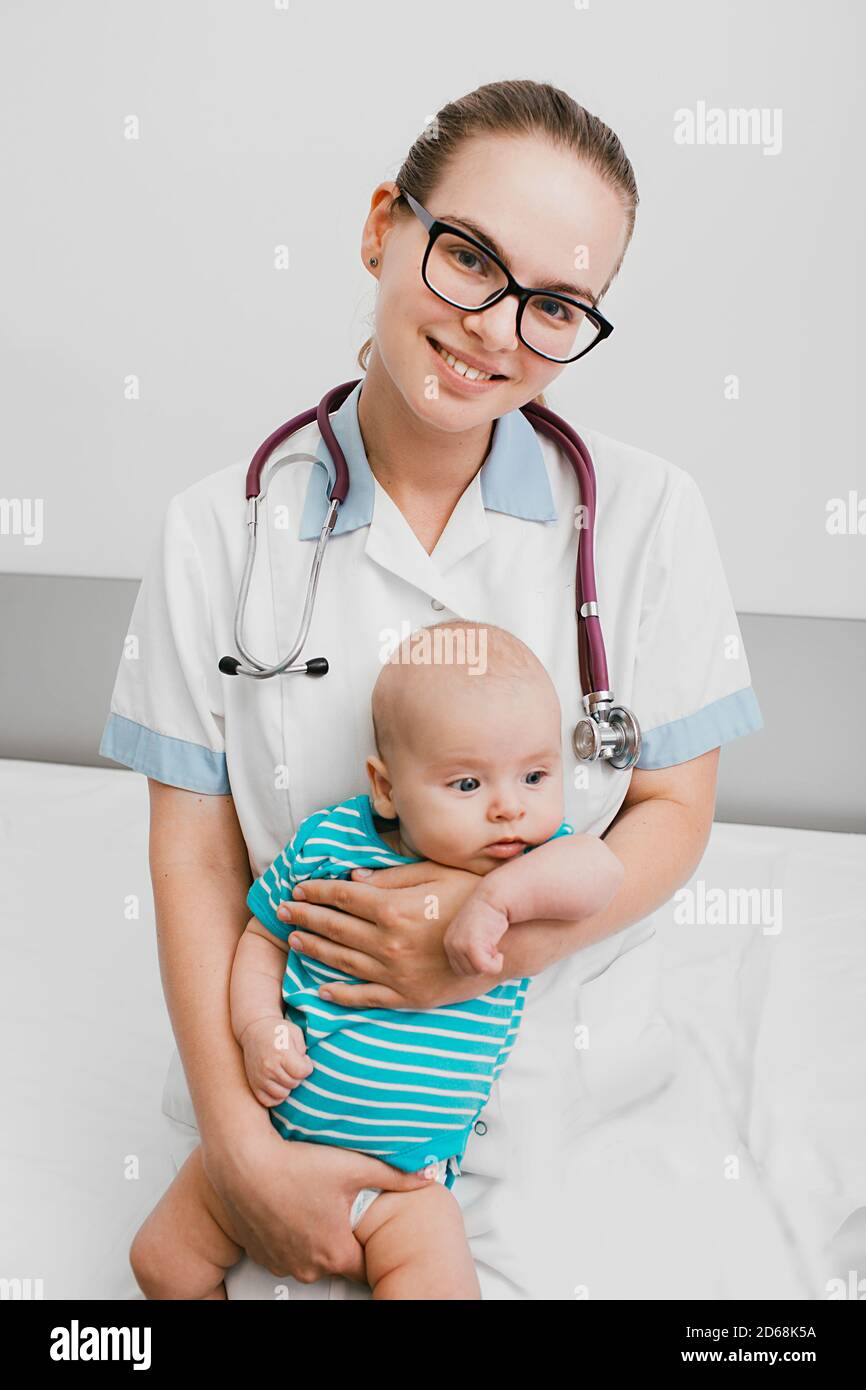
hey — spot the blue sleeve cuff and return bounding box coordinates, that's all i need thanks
[98,712,230,794]
[636,685,764,770]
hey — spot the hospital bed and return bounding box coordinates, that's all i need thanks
[2,755,864,1300]
[2,584,864,1298]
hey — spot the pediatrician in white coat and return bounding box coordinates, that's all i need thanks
[100,78,763,1300]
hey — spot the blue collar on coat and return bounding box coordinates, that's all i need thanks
[297,380,557,539]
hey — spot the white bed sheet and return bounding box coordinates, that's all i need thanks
[1,758,864,1300]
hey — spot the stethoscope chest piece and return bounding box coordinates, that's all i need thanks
[573,700,641,770]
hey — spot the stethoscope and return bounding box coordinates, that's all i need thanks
[218,379,641,769]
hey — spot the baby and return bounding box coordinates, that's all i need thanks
[130,619,624,1300]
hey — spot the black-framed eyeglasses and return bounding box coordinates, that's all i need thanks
[399,188,614,365]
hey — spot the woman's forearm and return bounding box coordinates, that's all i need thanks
[496,795,710,977]
[152,860,273,1151]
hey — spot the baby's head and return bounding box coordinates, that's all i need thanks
[367,620,564,875]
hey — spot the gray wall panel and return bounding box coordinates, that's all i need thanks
[0,576,863,832]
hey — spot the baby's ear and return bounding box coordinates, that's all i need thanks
[366,757,397,815]
[366,753,388,787]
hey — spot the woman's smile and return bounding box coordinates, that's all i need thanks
[426,335,509,391]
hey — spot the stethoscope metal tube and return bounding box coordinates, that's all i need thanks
[218,456,337,679]
[218,379,641,768]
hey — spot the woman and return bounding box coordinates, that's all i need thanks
[101,78,763,1299]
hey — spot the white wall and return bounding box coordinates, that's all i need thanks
[1,0,862,618]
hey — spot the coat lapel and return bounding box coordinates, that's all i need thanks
[363,472,491,612]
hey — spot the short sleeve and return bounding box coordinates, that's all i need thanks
[631,470,764,769]
[246,832,302,943]
[98,493,229,793]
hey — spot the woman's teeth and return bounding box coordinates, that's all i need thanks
[431,338,498,381]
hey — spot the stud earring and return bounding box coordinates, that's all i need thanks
[369,257,378,266]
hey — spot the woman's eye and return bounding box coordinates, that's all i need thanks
[449,777,480,793]
[453,248,487,275]
[540,298,574,323]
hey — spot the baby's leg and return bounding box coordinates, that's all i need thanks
[129,1144,245,1300]
[354,1181,481,1300]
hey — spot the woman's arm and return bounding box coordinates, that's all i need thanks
[147,779,431,1284]
[147,779,267,1150]
[475,833,625,928]
[276,749,719,1008]
[442,833,625,977]
[494,748,721,978]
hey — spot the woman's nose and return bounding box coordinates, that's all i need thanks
[462,298,520,351]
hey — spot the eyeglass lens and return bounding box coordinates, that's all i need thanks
[426,233,600,361]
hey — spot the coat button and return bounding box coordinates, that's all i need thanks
[431,598,445,610]
[473,1120,487,1136]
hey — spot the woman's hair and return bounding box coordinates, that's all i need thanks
[357,78,639,408]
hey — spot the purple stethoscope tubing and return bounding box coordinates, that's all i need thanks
[222,379,641,768]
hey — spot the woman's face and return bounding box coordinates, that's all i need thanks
[362,132,630,428]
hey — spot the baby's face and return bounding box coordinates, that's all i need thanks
[379,680,565,875]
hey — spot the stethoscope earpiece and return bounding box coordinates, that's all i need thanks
[219,654,329,678]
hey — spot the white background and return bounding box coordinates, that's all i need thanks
[1,0,862,617]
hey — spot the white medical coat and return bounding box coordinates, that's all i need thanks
[100,380,763,1298]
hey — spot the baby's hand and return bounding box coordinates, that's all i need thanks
[240,1016,313,1108]
[443,894,510,977]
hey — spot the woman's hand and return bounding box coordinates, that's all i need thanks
[275,860,500,1009]
[202,1128,431,1285]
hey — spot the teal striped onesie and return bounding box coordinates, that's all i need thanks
[246,794,574,1189]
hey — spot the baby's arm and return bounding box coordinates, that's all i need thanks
[444,835,624,976]
[230,921,313,1105]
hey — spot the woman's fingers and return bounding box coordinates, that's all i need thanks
[287,930,389,984]
[349,861,435,887]
[315,982,409,1009]
[282,871,429,927]
[277,867,445,958]
[357,1155,438,1192]
[277,896,384,953]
